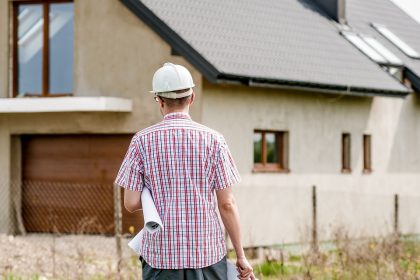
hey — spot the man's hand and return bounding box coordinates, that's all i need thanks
[217,188,255,279]
[236,256,255,280]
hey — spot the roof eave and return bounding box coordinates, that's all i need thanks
[121,0,410,98]
[405,68,420,93]
[217,74,410,98]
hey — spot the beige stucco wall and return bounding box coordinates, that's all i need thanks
[0,0,202,233]
[0,0,9,232]
[0,0,8,98]
[202,81,420,246]
[73,0,203,126]
[0,119,11,233]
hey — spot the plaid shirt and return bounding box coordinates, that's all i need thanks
[115,112,241,269]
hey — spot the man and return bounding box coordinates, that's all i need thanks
[115,62,255,280]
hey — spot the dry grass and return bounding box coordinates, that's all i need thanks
[254,231,420,280]
[0,234,141,280]
[1,230,419,279]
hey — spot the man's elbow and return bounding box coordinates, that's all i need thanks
[124,199,139,213]
[123,188,141,213]
[124,203,134,213]
[219,199,236,213]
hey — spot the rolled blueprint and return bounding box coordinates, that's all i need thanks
[128,187,163,255]
[141,187,163,233]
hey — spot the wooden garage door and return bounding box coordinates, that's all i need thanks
[22,135,144,235]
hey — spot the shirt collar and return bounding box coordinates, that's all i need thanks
[163,112,192,121]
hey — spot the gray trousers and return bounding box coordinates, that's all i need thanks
[140,256,228,280]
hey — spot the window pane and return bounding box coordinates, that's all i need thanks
[253,133,262,163]
[266,133,278,163]
[49,3,74,94]
[342,31,387,64]
[342,133,351,171]
[18,4,43,96]
[363,135,372,171]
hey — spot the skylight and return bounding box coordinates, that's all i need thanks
[342,31,398,65]
[371,23,420,59]
[342,32,387,64]
[363,36,403,66]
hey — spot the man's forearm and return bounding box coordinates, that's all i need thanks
[123,187,142,213]
[219,200,245,258]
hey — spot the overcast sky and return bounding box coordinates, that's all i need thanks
[390,0,420,23]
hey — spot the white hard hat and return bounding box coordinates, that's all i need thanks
[150,62,195,99]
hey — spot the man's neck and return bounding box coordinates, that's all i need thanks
[163,108,189,116]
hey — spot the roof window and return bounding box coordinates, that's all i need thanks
[371,23,420,59]
[341,31,403,66]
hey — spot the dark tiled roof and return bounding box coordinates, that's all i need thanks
[122,0,409,96]
[347,0,420,91]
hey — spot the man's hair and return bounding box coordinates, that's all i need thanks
[159,88,192,108]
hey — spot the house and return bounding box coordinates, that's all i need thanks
[0,0,419,247]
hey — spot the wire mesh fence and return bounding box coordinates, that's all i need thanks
[1,180,143,279]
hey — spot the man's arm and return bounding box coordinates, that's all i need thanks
[216,187,255,280]
[123,188,142,213]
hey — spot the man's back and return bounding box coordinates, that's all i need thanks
[116,112,240,269]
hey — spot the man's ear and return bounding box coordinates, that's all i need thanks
[159,98,165,108]
[189,92,195,105]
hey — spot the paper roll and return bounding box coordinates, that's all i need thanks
[128,228,144,255]
[141,188,163,233]
[128,188,163,255]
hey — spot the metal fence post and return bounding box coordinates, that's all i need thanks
[311,185,318,253]
[394,194,399,236]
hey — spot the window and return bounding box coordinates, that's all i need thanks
[13,1,74,97]
[362,36,403,66]
[253,130,289,172]
[342,133,351,173]
[363,134,372,173]
[341,31,403,66]
[371,23,420,59]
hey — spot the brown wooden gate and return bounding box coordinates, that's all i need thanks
[21,134,143,235]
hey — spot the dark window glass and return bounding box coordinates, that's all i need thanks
[342,133,351,172]
[17,4,43,95]
[253,132,262,163]
[253,130,289,172]
[266,133,278,163]
[363,134,372,172]
[15,2,73,97]
[49,3,74,94]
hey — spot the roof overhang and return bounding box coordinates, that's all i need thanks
[121,0,410,97]
[0,97,133,113]
[405,68,420,93]
[217,74,410,97]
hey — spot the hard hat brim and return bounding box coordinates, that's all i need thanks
[149,84,195,94]
[152,88,194,99]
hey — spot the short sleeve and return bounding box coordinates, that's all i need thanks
[115,134,144,192]
[212,136,241,190]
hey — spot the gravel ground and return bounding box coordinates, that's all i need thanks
[0,234,141,279]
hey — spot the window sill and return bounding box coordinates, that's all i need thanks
[0,96,133,113]
[252,167,290,173]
